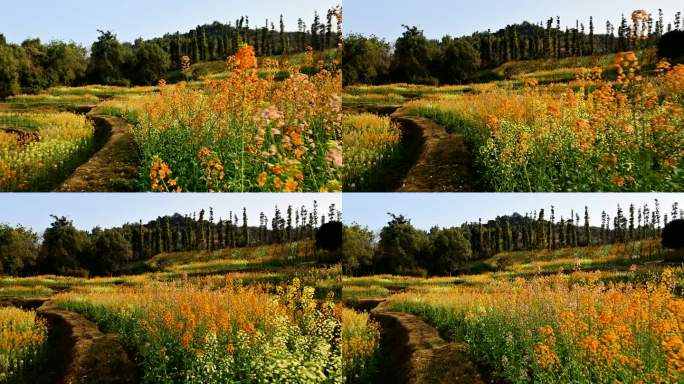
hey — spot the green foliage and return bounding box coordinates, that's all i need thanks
[391,26,439,85]
[0,224,38,275]
[39,216,91,276]
[434,36,481,84]
[377,214,428,276]
[86,31,132,86]
[87,228,133,276]
[342,34,391,85]
[342,225,375,276]
[425,227,472,275]
[130,40,171,85]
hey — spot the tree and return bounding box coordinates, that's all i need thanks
[376,214,427,276]
[88,229,133,276]
[391,26,438,84]
[662,219,684,250]
[45,41,87,86]
[434,36,481,84]
[0,41,21,98]
[657,30,684,64]
[0,224,38,275]
[342,34,391,85]
[426,227,472,275]
[40,216,91,276]
[87,30,130,85]
[130,40,171,85]
[315,221,342,251]
[342,225,374,275]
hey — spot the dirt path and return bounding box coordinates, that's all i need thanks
[347,298,487,384]
[391,108,474,192]
[1,297,138,384]
[57,114,139,192]
[38,301,138,384]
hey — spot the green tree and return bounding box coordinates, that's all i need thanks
[88,228,133,276]
[342,225,375,275]
[130,40,170,85]
[426,227,472,275]
[434,36,481,84]
[391,26,438,84]
[377,214,427,276]
[0,224,39,275]
[87,30,131,85]
[342,34,391,85]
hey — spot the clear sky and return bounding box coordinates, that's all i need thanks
[346,0,683,41]
[0,193,341,232]
[344,193,684,231]
[0,0,338,47]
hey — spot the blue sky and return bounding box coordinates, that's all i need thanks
[346,0,683,40]
[0,0,338,47]
[344,193,684,231]
[0,193,341,232]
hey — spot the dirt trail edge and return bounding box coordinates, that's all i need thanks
[357,299,487,384]
[38,301,138,384]
[390,108,474,192]
[57,114,139,192]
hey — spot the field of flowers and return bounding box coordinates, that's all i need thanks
[341,307,380,384]
[343,113,401,191]
[385,268,684,384]
[404,54,684,191]
[132,44,342,192]
[0,307,48,383]
[53,278,341,384]
[0,112,94,191]
[6,94,101,105]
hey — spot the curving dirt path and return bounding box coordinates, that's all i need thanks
[38,301,138,384]
[1,297,138,384]
[390,108,474,192]
[347,298,486,384]
[57,114,139,192]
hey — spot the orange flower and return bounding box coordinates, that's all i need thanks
[273,177,282,190]
[257,172,267,186]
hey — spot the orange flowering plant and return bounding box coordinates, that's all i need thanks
[53,278,342,384]
[404,53,684,191]
[386,269,684,383]
[133,44,342,192]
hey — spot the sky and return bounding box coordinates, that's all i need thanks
[344,193,684,231]
[0,193,341,232]
[0,0,338,47]
[346,0,683,41]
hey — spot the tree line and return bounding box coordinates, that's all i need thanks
[0,201,342,277]
[343,200,683,276]
[343,10,684,85]
[0,7,342,98]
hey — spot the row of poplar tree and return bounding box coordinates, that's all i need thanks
[0,202,341,277]
[343,10,683,85]
[343,200,681,276]
[123,202,341,260]
[158,8,342,67]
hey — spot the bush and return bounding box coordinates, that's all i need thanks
[662,219,684,250]
[658,30,684,64]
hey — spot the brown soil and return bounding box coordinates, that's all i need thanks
[391,109,474,192]
[38,301,138,384]
[344,298,488,384]
[372,305,487,384]
[57,114,139,192]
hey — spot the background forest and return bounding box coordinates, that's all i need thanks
[0,202,342,277]
[0,7,341,97]
[344,200,684,276]
[344,10,684,85]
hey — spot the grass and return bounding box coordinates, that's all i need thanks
[342,307,381,384]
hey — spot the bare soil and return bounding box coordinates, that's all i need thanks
[391,108,474,192]
[57,114,139,192]
[345,298,488,384]
[38,301,138,384]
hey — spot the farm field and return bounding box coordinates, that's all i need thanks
[0,196,344,383]
[343,5,684,192]
[0,4,342,192]
[341,194,684,384]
